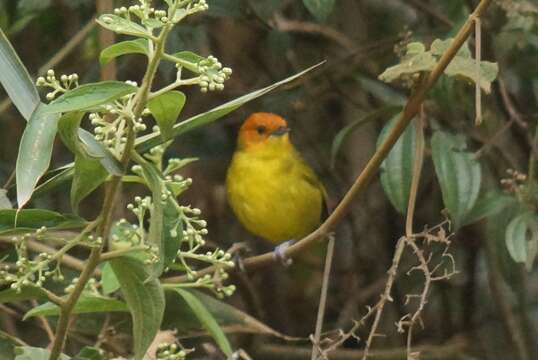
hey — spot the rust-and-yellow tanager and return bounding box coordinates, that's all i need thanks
[226,113,325,247]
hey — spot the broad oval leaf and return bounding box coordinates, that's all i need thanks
[0,209,85,234]
[148,91,186,140]
[377,114,416,214]
[136,62,325,152]
[303,0,335,22]
[14,347,69,360]
[111,257,165,360]
[166,51,205,73]
[505,212,536,264]
[431,131,481,229]
[58,111,84,154]
[23,295,128,319]
[101,261,120,295]
[172,289,232,357]
[100,39,148,66]
[0,28,39,120]
[462,191,516,226]
[45,81,137,114]
[96,14,150,38]
[16,103,60,208]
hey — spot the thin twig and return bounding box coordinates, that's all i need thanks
[405,106,425,237]
[311,235,335,360]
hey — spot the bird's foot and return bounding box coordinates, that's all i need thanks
[273,239,295,267]
[229,242,251,272]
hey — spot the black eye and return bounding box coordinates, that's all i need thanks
[256,126,267,135]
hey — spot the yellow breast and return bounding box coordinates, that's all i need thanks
[226,136,324,244]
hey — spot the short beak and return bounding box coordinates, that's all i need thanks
[271,127,291,137]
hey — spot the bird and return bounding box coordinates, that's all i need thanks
[226,112,326,262]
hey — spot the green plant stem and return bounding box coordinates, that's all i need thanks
[528,124,538,183]
[163,0,494,284]
[99,245,147,262]
[47,14,176,360]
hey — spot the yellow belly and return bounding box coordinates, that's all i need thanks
[226,144,323,244]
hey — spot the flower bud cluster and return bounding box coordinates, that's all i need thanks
[501,168,527,194]
[197,56,232,93]
[36,69,79,101]
[156,343,189,360]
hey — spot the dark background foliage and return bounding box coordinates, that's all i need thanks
[1,0,538,359]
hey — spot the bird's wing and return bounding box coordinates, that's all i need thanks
[297,156,330,220]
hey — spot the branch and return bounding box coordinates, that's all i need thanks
[163,0,495,284]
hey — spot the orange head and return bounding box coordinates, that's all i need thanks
[237,112,290,150]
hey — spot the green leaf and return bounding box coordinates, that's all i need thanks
[0,336,16,360]
[45,81,137,114]
[58,112,84,154]
[331,106,401,168]
[99,39,148,66]
[303,0,335,22]
[96,14,151,38]
[165,51,205,73]
[163,157,198,175]
[431,131,481,230]
[101,262,120,295]
[136,62,325,152]
[463,192,516,226]
[71,156,108,213]
[164,289,289,338]
[0,209,85,234]
[379,42,437,83]
[0,286,48,304]
[0,28,40,120]
[172,288,233,356]
[72,347,105,360]
[111,257,165,360]
[78,129,123,176]
[148,91,186,140]
[505,212,538,266]
[16,103,60,208]
[0,190,11,209]
[14,347,70,360]
[23,295,128,319]
[431,39,498,93]
[136,156,182,277]
[377,114,417,214]
[33,166,74,198]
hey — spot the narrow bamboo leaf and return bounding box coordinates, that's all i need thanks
[0,190,11,209]
[377,114,416,214]
[331,106,401,168]
[303,0,335,22]
[0,28,40,120]
[45,81,137,114]
[111,257,165,360]
[14,347,69,360]
[136,62,325,152]
[96,14,151,38]
[148,91,186,140]
[23,295,128,319]
[100,39,148,66]
[431,131,481,229]
[0,286,48,304]
[163,289,289,338]
[16,103,60,208]
[33,166,74,197]
[72,347,105,360]
[0,209,86,234]
[33,63,324,193]
[101,262,120,295]
[505,212,535,264]
[172,289,233,356]
[71,156,108,212]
